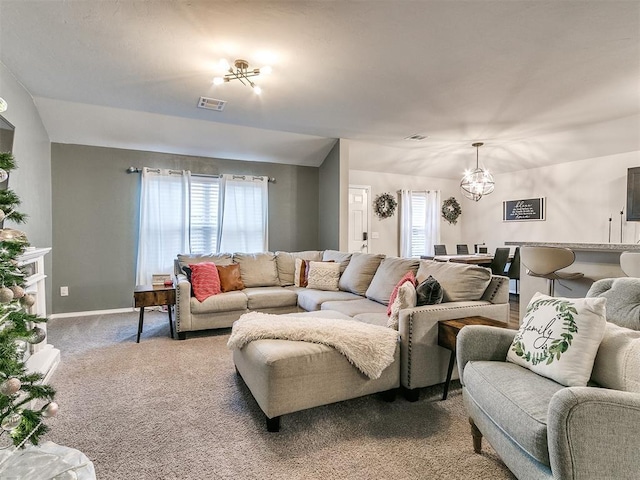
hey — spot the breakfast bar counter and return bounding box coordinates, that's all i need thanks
[505,241,638,320]
[505,241,640,252]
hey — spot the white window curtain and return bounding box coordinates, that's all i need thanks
[189,175,222,254]
[219,175,269,253]
[399,189,441,258]
[136,168,191,285]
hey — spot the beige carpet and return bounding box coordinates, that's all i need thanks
[45,311,515,480]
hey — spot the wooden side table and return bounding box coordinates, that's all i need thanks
[438,316,515,400]
[133,284,176,343]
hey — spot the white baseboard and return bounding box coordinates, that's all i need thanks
[49,307,136,319]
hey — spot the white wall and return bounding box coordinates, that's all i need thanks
[463,150,640,251]
[0,61,53,312]
[349,169,462,257]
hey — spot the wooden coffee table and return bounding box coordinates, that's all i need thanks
[438,316,515,400]
[133,284,176,343]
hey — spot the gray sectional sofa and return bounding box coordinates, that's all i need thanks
[175,250,510,395]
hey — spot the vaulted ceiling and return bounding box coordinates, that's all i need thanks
[1,0,638,178]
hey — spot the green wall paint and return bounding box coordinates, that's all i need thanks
[51,144,319,314]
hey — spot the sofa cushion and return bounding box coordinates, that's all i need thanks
[338,253,385,295]
[284,310,353,320]
[591,322,640,392]
[322,250,352,273]
[507,293,607,387]
[366,257,420,305]
[234,252,280,288]
[243,287,298,310]
[306,261,341,291]
[321,298,387,317]
[587,277,640,330]
[178,253,233,272]
[353,312,389,327]
[276,251,323,286]
[416,260,491,302]
[388,282,417,330]
[296,289,362,312]
[416,275,444,306]
[190,290,248,314]
[464,360,565,467]
[216,264,246,292]
[189,262,221,302]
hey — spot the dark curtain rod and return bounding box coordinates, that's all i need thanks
[126,167,275,183]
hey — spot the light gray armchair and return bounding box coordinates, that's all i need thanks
[457,277,640,480]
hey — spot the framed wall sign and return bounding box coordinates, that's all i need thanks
[503,197,546,222]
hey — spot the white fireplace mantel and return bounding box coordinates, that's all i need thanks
[17,247,59,383]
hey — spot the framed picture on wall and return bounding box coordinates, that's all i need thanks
[503,197,545,222]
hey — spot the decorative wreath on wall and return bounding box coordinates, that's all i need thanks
[373,193,397,219]
[442,197,462,225]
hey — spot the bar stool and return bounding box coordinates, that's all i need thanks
[620,251,640,277]
[520,246,584,296]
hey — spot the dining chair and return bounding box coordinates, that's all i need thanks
[504,247,520,294]
[434,244,447,255]
[456,244,469,255]
[489,248,510,276]
[620,251,640,277]
[520,246,584,296]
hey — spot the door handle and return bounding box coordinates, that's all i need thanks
[362,232,368,241]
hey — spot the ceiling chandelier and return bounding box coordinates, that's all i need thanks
[460,142,495,202]
[213,59,271,95]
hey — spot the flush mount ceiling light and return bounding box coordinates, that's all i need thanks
[213,59,271,95]
[460,142,495,202]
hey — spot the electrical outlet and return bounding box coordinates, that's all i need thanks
[60,286,69,297]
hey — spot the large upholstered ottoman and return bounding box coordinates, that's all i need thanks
[231,311,400,431]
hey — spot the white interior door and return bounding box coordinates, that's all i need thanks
[348,186,370,253]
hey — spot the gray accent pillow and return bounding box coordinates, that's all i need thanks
[366,256,420,305]
[275,251,323,286]
[338,253,385,295]
[322,250,352,273]
[416,260,491,302]
[416,275,444,306]
[233,252,280,288]
[587,278,640,330]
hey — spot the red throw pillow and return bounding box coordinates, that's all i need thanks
[189,262,222,302]
[387,271,417,316]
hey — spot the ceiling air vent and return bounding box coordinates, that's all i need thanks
[404,133,428,141]
[197,96,226,111]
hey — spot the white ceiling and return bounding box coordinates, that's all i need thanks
[0,0,639,178]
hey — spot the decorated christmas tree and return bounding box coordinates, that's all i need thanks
[0,151,57,448]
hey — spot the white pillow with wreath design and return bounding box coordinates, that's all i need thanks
[506,292,607,387]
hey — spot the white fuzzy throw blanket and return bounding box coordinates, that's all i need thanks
[227,312,399,379]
